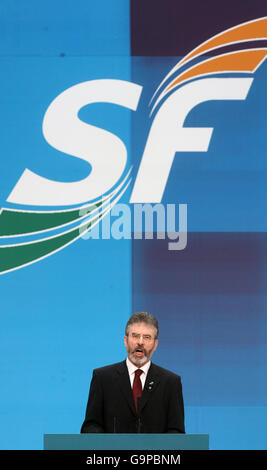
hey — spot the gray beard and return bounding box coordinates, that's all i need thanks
[128,348,151,366]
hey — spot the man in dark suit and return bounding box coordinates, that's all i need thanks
[81,312,185,433]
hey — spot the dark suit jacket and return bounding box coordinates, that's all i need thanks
[80,360,185,433]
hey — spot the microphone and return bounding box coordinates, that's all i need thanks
[137,416,142,433]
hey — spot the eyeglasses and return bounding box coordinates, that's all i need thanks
[129,333,155,342]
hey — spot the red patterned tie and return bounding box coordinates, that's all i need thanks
[132,369,143,412]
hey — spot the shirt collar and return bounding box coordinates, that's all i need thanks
[126,357,151,376]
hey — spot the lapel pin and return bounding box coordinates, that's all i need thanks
[148,381,154,390]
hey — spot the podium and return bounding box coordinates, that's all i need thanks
[43,433,209,450]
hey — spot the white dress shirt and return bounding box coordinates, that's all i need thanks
[126,357,151,390]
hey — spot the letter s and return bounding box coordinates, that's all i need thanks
[7,79,142,206]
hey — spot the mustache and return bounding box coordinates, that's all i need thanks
[132,345,146,354]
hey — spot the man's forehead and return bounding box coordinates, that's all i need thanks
[128,322,156,334]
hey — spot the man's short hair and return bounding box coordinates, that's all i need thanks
[125,312,159,339]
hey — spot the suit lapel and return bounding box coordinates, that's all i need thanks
[138,363,160,414]
[115,361,136,416]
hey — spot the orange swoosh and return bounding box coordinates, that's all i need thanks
[167,49,267,91]
[179,17,267,67]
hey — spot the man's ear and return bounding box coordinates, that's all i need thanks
[153,339,159,352]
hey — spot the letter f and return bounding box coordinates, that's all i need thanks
[130,77,253,203]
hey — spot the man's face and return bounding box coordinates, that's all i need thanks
[124,322,158,367]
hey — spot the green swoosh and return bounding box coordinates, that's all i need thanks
[0,211,103,274]
[0,199,105,237]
